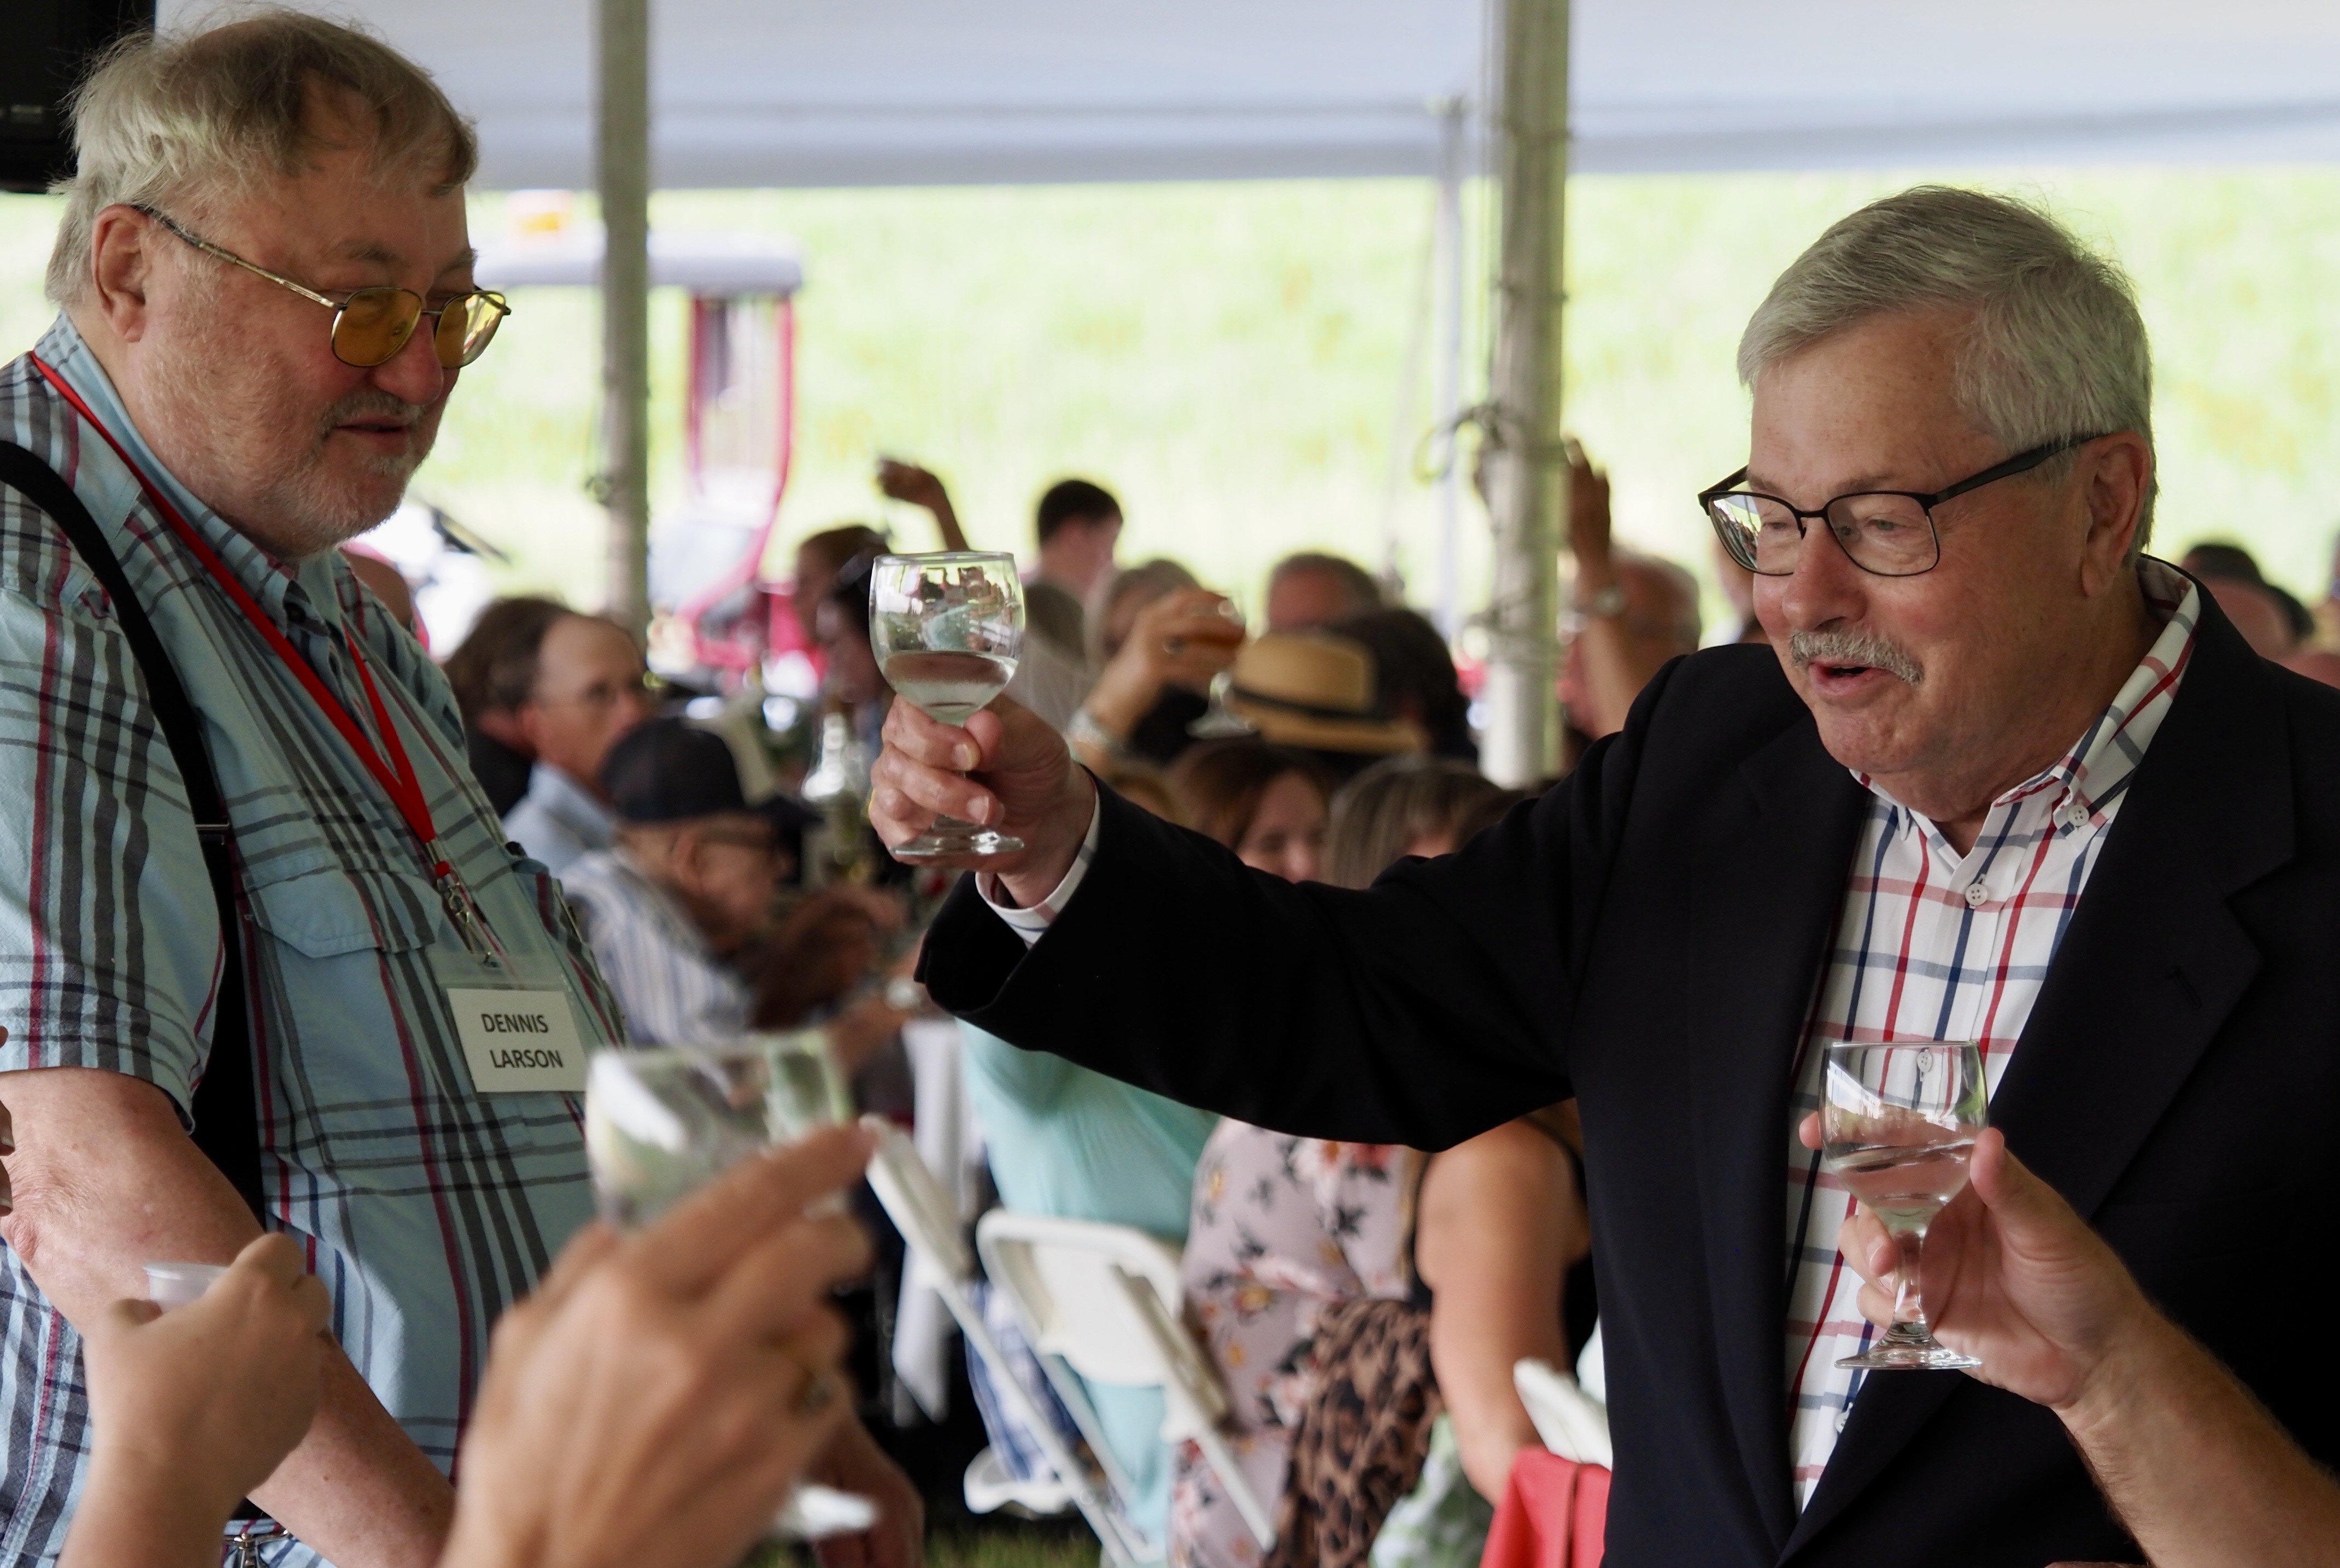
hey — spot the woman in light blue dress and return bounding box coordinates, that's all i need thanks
[963,1020,1218,1546]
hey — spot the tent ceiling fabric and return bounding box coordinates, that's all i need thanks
[161,0,2340,186]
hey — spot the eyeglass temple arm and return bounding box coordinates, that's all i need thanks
[1920,435,2091,508]
[1698,467,1751,506]
[134,206,343,313]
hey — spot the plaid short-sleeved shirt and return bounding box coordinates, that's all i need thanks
[0,318,621,1564]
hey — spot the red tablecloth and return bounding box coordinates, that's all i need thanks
[1479,1449,1610,1568]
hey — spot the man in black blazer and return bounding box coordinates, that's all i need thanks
[874,186,2340,1565]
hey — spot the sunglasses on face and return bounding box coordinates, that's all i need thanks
[134,205,510,370]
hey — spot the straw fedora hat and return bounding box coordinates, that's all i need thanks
[1228,632,1423,755]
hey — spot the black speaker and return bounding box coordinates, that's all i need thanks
[1,0,157,193]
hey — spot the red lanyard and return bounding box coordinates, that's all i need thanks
[30,355,458,886]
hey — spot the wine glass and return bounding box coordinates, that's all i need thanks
[1820,1040,1989,1370]
[584,1032,851,1226]
[584,1033,875,1538]
[1186,591,1257,739]
[868,551,1024,859]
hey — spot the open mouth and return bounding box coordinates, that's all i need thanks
[1787,629,1922,691]
[1807,661,1897,697]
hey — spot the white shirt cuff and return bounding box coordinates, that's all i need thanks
[976,794,1103,949]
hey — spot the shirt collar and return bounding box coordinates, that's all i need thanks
[1858,556,2201,845]
[37,314,341,636]
[2016,556,2198,823]
[526,764,617,846]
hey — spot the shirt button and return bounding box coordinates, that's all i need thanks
[2063,801,2090,828]
[1963,881,1989,908]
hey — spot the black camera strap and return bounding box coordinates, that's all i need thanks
[0,442,263,1223]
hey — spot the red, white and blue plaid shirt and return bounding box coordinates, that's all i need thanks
[1781,559,2201,1505]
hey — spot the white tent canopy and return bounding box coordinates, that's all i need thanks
[162,0,2340,187]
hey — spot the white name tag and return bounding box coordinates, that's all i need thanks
[448,989,588,1094]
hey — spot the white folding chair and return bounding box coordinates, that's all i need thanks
[976,1210,1279,1552]
[1512,1338,1613,1469]
[860,1120,1154,1568]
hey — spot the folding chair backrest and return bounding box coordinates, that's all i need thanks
[1512,1357,1614,1470]
[865,1119,975,1281]
[863,1125,1157,1566]
[975,1212,1192,1391]
[978,1209,1270,1548]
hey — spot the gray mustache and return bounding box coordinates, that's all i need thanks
[1788,627,1923,685]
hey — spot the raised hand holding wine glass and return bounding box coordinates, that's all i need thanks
[869,552,1027,859]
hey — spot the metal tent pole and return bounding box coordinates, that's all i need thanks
[1433,97,1467,643]
[1479,0,1569,787]
[597,0,652,635]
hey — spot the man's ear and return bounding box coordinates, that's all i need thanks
[2077,432,2153,597]
[86,206,160,344]
[666,823,709,889]
[512,700,547,755]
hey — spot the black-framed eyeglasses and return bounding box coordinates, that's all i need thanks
[133,205,510,370]
[1700,434,2103,578]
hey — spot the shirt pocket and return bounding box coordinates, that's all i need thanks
[237,858,472,1135]
[242,857,443,960]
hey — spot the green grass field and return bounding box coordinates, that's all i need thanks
[5,167,2337,631]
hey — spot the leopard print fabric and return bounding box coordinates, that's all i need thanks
[1264,1296,1442,1568]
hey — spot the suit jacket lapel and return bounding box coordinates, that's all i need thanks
[1781,602,2292,1560]
[1684,718,1869,1554]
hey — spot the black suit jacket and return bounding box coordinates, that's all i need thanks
[921,586,2340,1567]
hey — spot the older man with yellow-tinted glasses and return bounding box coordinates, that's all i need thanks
[0,15,912,1568]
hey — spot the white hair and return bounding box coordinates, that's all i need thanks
[46,7,477,308]
[1738,186,2156,551]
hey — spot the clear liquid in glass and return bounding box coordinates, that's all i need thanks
[882,649,1016,726]
[1826,1138,1975,1237]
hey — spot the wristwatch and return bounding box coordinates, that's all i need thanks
[1575,582,1628,619]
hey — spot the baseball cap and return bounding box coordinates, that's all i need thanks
[599,719,748,823]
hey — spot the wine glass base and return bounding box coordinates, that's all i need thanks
[893,827,1026,860]
[1835,1342,1980,1371]
[1188,713,1259,738]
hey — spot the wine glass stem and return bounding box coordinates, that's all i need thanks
[1890,1228,1930,1334]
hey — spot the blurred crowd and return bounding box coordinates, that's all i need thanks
[418,439,1706,1568]
[13,14,2340,1568]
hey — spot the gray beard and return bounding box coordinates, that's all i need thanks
[140,332,428,560]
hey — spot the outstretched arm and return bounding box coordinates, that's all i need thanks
[885,689,1588,1147]
[1811,1121,2340,1568]
[875,461,969,553]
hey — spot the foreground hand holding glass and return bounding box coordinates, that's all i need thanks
[869,551,1025,858]
[585,1033,876,1537]
[1820,1040,1989,1370]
